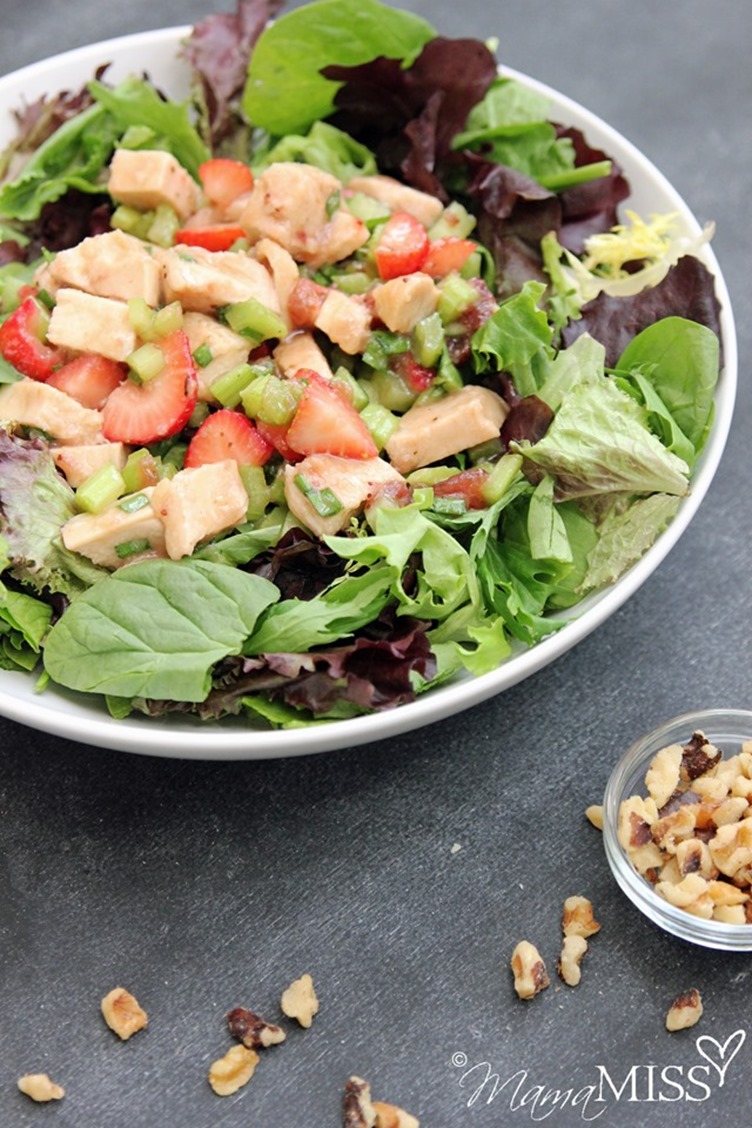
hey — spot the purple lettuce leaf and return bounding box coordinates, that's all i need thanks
[560,255,723,367]
[556,126,631,253]
[247,526,346,601]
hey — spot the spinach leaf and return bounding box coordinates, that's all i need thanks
[243,0,435,135]
[43,559,279,702]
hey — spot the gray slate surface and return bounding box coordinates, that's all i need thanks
[1,2,751,1125]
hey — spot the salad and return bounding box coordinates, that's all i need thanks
[0,0,724,730]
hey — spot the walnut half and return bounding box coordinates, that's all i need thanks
[281,973,319,1028]
[226,1006,286,1049]
[510,940,550,1000]
[17,1074,65,1102]
[208,1044,259,1096]
[665,988,703,1031]
[100,987,148,1041]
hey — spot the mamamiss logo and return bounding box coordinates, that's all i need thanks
[451,1030,746,1120]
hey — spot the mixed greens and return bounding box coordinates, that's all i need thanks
[0,0,723,728]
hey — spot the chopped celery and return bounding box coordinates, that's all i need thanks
[121,448,161,493]
[241,373,299,425]
[192,343,213,368]
[221,297,286,343]
[188,402,210,428]
[118,492,150,513]
[294,473,343,517]
[344,191,392,228]
[367,368,415,413]
[481,453,524,504]
[75,464,126,514]
[111,205,152,240]
[428,200,477,240]
[437,272,479,323]
[146,204,179,248]
[412,312,444,368]
[239,465,270,521]
[360,402,399,451]
[211,362,257,408]
[332,366,369,411]
[331,270,372,295]
[127,343,164,384]
[161,443,187,474]
[153,301,183,337]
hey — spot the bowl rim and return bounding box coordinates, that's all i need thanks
[0,28,739,760]
[603,709,752,950]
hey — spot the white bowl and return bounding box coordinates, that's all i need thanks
[0,30,738,760]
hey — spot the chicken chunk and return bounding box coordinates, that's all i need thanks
[347,174,444,228]
[159,245,280,315]
[35,230,161,305]
[61,488,166,569]
[285,453,405,538]
[238,163,368,268]
[52,442,127,488]
[46,289,136,362]
[385,385,509,474]
[107,148,201,221]
[372,273,439,334]
[151,460,248,559]
[182,312,250,401]
[0,378,103,445]
[273,331,333,381]
[253,238,300,331]
[314,290,372,355]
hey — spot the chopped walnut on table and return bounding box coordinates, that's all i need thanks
[510,940,550,1000]
[100,987,148,1040]
[618,730,752,922]
[585,804,604,830]
[227,1006,286,1049]
[281,973,319,1028]
[373,1099,420,1127]
[665,988,703,1031]
[558,934,589,987]
[343,1076,377,1127]
[562,895,601,939]
[17,1073,65,1102]
[208,1044,260,1096]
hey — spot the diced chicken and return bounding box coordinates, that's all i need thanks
[35,230,161,305]
[182,311,250,401]
[273,331,333,381]
[253,238,300,331]
[238,163,368,269]
[52,442,127,488]
[159,245,280,315]
[284,453,405,538]
[347,174,444,228]
[0,378,103,445]
[107,148,201,221]
[61,488,166,569]
[46,289,136,362]
[151,460,248,559]
[314,290,372,355]
[372,273,439,334]
[385,385,509,474]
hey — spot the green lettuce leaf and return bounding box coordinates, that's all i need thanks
[472,280,554,396]
[255,121,377,180]
[243,0,435,136]
[511,376,690,500]
[582,493,682,590]
[43,559,279,702]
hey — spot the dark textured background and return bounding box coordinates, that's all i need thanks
[1,2,751,1125]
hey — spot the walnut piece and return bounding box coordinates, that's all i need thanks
[343,1076,377,1127]
[101,987,148,1040]
[666,988,703,1031]
[227,1006,286,1049]
[373,1099,420,1127]
[557,935,588,987]
[510,940,550,1000]
[208,1044,259,1096]
[281,973,319,1028]
[645,743,683,808]
[585,804,604,830]
[562,896,601,938]
[17,1074,65,1102]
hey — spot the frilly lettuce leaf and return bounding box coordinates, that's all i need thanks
[582,494,682,590]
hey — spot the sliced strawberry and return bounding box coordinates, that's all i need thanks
[185,408,273,469]
[288,277,328,330]
[286,370,378,460]
[255,419,303,464]
[375,211,430,281]
[393,351,435,393]
[0,296,66,380]
[422,237,477,279]
[198,158,254,210]
[47,354,126,409]
[174,224,246,252]
[433,466,490,510]
[102,330,197,444]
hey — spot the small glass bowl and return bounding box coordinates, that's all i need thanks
[603,708,752,951]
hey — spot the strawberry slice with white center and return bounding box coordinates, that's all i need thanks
[47,354,127,409]
[184,408,273,468]
[102,330,197,444]
[286,369,378,460]
[0,295,66,380]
